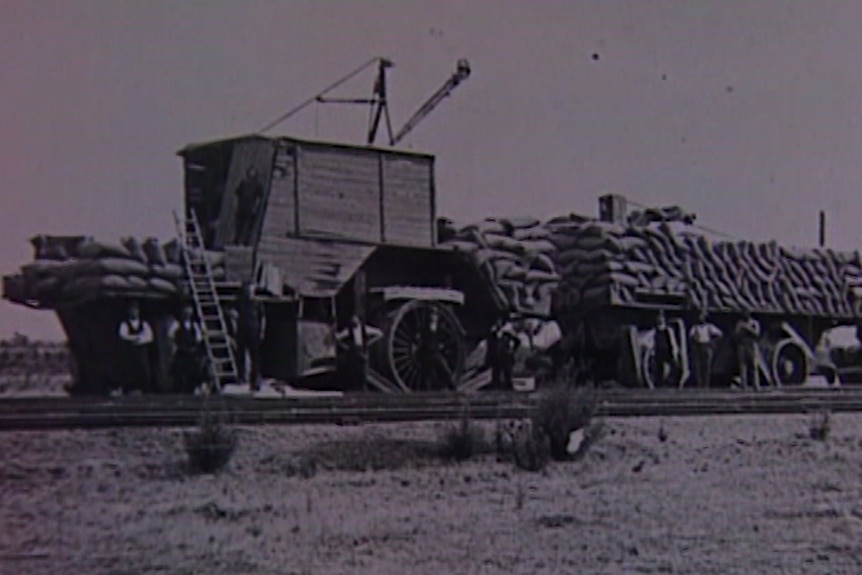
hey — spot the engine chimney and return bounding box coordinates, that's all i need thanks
[598,194,628,224]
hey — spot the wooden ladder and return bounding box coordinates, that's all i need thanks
[173,209,240,392]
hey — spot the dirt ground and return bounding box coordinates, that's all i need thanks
[2,412,862,575]
[0,373,70,397]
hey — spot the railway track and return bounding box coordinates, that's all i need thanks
[2,387,862,431]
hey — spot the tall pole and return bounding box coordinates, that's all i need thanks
[819,210,826,247]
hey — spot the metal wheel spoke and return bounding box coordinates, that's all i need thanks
[404,361,422,390]
[393,353,414,371]
[383,300,466,393]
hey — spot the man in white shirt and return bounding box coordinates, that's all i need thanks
[118,300,153,394]
[688,310,723,388]
[734,310,762,390]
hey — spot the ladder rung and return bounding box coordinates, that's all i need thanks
[176,210,239,384]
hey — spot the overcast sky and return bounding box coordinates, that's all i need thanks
[3,0,862,340]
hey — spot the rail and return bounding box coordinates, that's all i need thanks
[1,388,862,431]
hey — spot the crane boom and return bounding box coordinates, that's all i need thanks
[390,59,471,146]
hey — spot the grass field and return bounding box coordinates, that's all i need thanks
[2,412,862,574]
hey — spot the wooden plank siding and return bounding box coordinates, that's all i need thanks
[259,141,297,239]
[381,154,435,247]
[213,139,275,249]
[296,145,382,243]
[256,236,375,298]
[182,135,437,255]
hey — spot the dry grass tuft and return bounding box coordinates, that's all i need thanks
[439,403,495,462]
[809,410,832,442]
[532,384,597,461]
[184,404,237,474]
[511,420,551,472]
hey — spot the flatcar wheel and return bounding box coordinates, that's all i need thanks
[770,339,808,386]
[385,300,466,392]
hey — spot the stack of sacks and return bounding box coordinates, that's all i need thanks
[550,221,653,309]
[17,235,226,304]
[627,205,697,227]
[684,239,862,317]
[439,217,561,316]
[551,220,862,318]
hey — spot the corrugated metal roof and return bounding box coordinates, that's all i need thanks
[257,236,376,298]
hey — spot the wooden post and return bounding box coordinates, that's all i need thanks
[819,211,826,247]
[354,270,367,322]
[352,269,369,392]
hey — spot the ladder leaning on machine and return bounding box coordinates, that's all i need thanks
[173,209,240,394]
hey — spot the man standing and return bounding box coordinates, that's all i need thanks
[233,167,265,245]
[688,310,723,388]
[236,282,266,392]
[497,321,521,389]
[336,314,382,390]
[118,300,153,395]
[734,310,762,390]
[168,304,204,394]
[485,319,503,387]
[344,315,369,390]
[418,307,442,390]
[652,311,679,388]
[815,321,840,386]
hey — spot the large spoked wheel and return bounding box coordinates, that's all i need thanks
[770,339,808,386]
[381,300,466,392]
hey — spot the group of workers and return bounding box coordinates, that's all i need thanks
[651,308,764,389]
[115,281,266,395]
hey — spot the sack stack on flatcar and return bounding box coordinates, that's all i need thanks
[438,217,561,317]
[5,235,228,306]
[548,212,862,318]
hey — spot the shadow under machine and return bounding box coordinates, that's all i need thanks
[181,132,503,392]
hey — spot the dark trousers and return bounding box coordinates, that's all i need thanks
[237,333,262,390]
[494,354,514,388]
[234,209,254,245]
[692,343,714,388]
[125,346,151,393]
[349,348,368,390]
[653,350,674,388]
[172,351,203,394]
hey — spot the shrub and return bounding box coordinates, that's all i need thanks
[809,410,831,442]
[532,384,597,461]
[511,420,550,472]
[184,406,237,474]
[440,408,486,462]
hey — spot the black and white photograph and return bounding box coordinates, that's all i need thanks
[2,1,862,573]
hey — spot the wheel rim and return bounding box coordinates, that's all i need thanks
[642,347,656,389]
[771,340,808,386]
[385,300,465,392]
